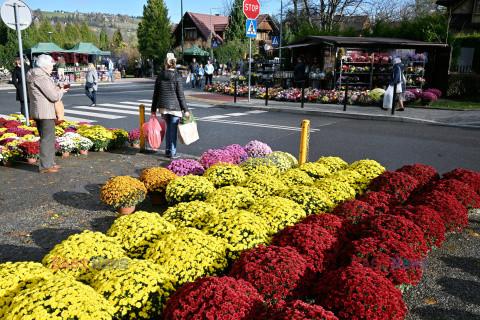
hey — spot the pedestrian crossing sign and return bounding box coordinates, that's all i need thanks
[246,19,257,38]
[272,36,279,47]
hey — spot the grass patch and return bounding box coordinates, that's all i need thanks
[407,99,480,109]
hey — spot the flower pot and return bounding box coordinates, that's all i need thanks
[116,205,136,215]
[2,162,13,167]
[132,143,140,148]
[79,150,88,155]
[61,152,70,157]
[27,158,37,164]
[149,193,166,205]
[98,148,105,152]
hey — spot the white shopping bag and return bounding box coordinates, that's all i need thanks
[178,122,199,145]
[186,74,191,83]
[383,85,394,110]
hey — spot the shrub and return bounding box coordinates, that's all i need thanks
[424,88,442,98]
[203,163,247,187]
[446,73,480,101]
[328,169,370,195]
[165,175,215,204]
[299,162,331,180]
[162,201,219,230]
[145,228,227,288]
[162,277,266,319]
[229,245,315,304]
[271,223,340,275]
[204,209,270,261]
[315,261,407,320]
[242,163,280,177]
[266,151,299,171]
[356,190,394,214]
[279,168,315,187]
[127,128,140,144]
[300,213,346,238]
[222,144,250,163]
[315,177,356,206]
[241,173,289,198]
[100,176,147,208]
[433,178,480,210]
[419,91,437,103]
[248,196,307,235]
[348,159,386,180]
[106,211,176,258]
[91,259,176,320]
[4,277,115,319]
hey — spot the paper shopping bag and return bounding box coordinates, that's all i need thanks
[178,121,199,145]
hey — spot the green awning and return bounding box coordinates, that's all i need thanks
[182,45,209,56]
[24,42,66,55]
[66,42,110,56]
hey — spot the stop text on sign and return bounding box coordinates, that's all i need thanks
[244,3,259,12]
[243,0,260,19]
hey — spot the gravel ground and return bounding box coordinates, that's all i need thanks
[0,149,479,319]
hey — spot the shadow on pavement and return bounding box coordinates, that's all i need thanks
[437,277,480,306]
[0,244,47,263]
[52,184,109,212]
[408,307,480,320]
[90,216,117,234]
[440,256,480,279]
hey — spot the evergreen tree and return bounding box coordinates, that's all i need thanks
[137,0,172,66]
[225,0,247,42]
[0,22,18,70]
[64,22,81,49]
[99,29,109,50]
[38,17,54,42]
[79,21,98,45]
[112,29,124,48]
[52,22,66,47]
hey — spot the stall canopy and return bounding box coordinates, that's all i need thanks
[23,42,66,55]
[182,45,209,56]
[67,42,110,56]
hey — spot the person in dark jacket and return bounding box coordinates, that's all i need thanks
[389,57,406,111]
[294,56,306,88]
[151,55,190,159]
[189,58,199,88]
[146,59,154,77]
[12,57,30,117]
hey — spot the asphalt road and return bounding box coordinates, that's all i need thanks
[1,81,479,173]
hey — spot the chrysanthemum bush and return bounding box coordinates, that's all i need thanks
[315,261,407,320]
[55,135,77,153]
[357,190,394,214]
[42,230,126,282]
[330,199,377,225]
[241,173,288,198]
[367,171,420,204]
[128,129,140,145]
[272,223,341,275]
[281,185,334,214]
[222,144,250,163]
[204,209,270,261]
[203,163,247,187]
[145,227,227,288]
[206,185,255,211]
[161,276,266,319]
[315,177,356,206]
[165,175,215,204]
[229,244,315,304]
[266,151,298,171]
[269,300,339,320]
[166,159,205,176]
[18,141,39,159]
[395,163,439,189]
[199,148,239,168]
[328,169,370,195]
[431,178,480,210]
[244,140,272,158]
[4,276,115,320]
[299,162,331,180]
[91,259,176,320]
[77,124,113,151]
[443,168,480,196]
[139,167,178,194]
[316,156,348,173]
[349,159,386,180]
[109,128,128,148]
[106,211,176,258]
[241,160,280,177]
[279,168,315,188]
[248,196,307,235]
[162,200,219,230]
[100,176,147,208]
[0,262,55,318]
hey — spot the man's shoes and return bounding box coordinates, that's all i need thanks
[380,107,388,110]
[165,150,171,157]
[169,153,180,159]
[91,103,96,107]
[39,168,59,173]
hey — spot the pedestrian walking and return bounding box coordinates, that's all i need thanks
[226,58,233,73]
[55,56,66,82]
[146,59,154,77]
[12,57,30,117]
[117,59,125,78]
[85,63,98,107]
[293,56,306,88]
[26,54,68,173]
[390,57,406,111]
[196,64,205,89]
[151,54,190,159]
[213,59,218,77]
[106,57,114,82]
[189,58,199,89]
[205,60,214,86]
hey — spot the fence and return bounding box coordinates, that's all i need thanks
[456,64,473,73]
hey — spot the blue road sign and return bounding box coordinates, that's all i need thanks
[246,19,257,38]
[271,36,279,47]
[212,40,218,48]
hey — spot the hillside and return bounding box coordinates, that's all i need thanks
[33,9,141,41]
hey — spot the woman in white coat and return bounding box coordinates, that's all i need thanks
[85,63,98,107]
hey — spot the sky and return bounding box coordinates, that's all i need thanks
[23,0,282,24]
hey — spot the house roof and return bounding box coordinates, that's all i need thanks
[256,14,279,31]
[333,15,370,32]
[283,36,450,49]
[24,42,66,54]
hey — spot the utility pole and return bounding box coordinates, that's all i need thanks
[181,0,184,65]
[279,0,283,70]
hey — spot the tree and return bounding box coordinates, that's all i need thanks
[213,39,257,64]
[112,29,124,48]
[38,17,54,42]
[137,0,172,65]
[52,22,66,47]
[64,22,81,49]
[22,24,41,49]
[225,0,247,42]
[99,29,109,50]
[80,22,98,45]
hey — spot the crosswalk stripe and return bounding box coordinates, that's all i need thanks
[74,106,143,115]
[64,116,98,123]
[197,118,319,132]
[247,110,268,114]
[119,101,147,106]
[225,113,249,116]
[138,99,151,103]
[98,103,140,110]
[197,115,230,120]
[64,109,125,119]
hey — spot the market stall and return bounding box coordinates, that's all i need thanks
[277,36,451,92]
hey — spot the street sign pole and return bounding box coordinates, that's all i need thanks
[248,37,251,102]
[14,2,29,125]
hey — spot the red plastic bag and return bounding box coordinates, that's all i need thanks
[142,112,165,149]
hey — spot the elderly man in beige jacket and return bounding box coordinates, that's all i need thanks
[26,54,69,173]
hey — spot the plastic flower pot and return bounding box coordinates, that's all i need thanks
[116,205,136,215]
[79,150,88,155]
[61,152,70,157]
[3,162,12,167]
[27,158,37,164]
[132,143,140,148]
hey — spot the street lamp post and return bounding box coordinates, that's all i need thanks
[279,0,282,70]
[47,31,52,43]
[181,0,184,65]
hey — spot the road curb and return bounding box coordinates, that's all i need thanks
[217,103,480,129]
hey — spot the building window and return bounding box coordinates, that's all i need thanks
[475,0,480,14]
[185,28,197,40]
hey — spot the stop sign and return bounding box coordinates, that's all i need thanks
[243,0,260,20]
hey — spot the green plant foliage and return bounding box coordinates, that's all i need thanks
[225,0,247,42]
